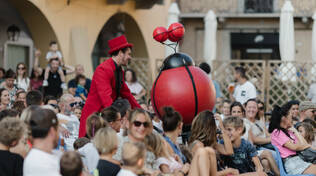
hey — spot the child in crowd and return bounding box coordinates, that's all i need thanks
[296,122,316,148]
[117,142,147,176]
[74,107,82,121]
[222,116,266,175]
[43,41,66,89]
[0,118,25,176]
[60,151,83,176]
[93,127,121,176]
[75,74,88,101]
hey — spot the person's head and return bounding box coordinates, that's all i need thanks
[112,98,131,118]
[49,41,58,52]
[93,127,118,155]
[127,108,153,142]
[111,47,132,66]
[288,100,299,118]
[20,105,40,124]
[59,94,75,115]
[74,107,82,120]
[302,118,316,129]
[100,106,121,132]
[0,118,25,148]
[121,142,146,169]
[125,69,137,83]
[199,62,211,74]
[0,67,5,79]
[223,116,245,142]
[73,137,89,150]
[161,107,182,135]
[86,113,107,139]
[296,122,314,144]
[16,63,27,78]
[268,103,293,134]
[49,58,60,72]
[0,109,19,121]
[26,90,43,106]
[144,132,168,158]
[75,64,84,75]
[230,101,245,118]
[44,95,58,105]
[299,101,316,120]
[16,90,26,103]
[244,98,258,121]
[12,101,26,116]
[220,99,231,116]
[4,69,16,88]
[30,67,43,80]
[257,99,265,117]
[189,110,216,147]
[60,151,83,176]
[75,74,86,87]
[29,108,59,148]
[234,66,247,81]
[0,88,10,106]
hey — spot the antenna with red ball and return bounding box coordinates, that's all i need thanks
[153,22,185,53]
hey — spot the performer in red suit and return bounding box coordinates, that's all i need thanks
[79,35,141,137]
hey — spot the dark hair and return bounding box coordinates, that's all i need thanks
[162,107,182,132]
[125,69,137,83]
[12,101,26,116]
[16,63,28,79]
[268,103,293,139]
[60,151,83,176]
[0,109,19,121]
[244,98,257,107]
[49,57,60,64]
[44,95,58,105]
[302,118,316,129]
[26,90,43,106]
[30,68,44,80]
[0,67,6,78]
[230,101,245,115]
[29,108,58,138]
[16,90,26,99]
[112,98,131,117]
[0,88,8,103]
[110,47,131,57]
[288,100,300,107]
[75,74,86,85]
[49,41,57,46]
[73,137,90,150]
[101,106,119,123]
[4,69,16,79]
[235,66,247,79]
[199,62,211,74]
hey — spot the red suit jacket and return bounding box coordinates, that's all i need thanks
[79,58,141,137]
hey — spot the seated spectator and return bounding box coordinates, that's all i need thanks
[222,116,265,175]
[100,106,121,132]
[296,122,316,148]
[16,90,26,106]
[60,151,83,176]
[12,101,26,116]
[26,90,43,106]
[74,106,82,121]
[0,69,17,104]
[0,88,11,110]
[68,64,91,96]
[117,142,146,176]
[0,118,25,176]
[0,109,19,121]
[44,95,58,105]
[125,69,146,102]
[297,101,316,125]
[112,98,131,137]
[15,63,30,91]
[230,101,245,118]
[73,137,89,150]
[269,104,316,175]
[0,67,6,84]
[288,100,300,125]
[23,108,61,176]
[93,127,121,176]
[219,99,231,120]
[74,74,88,101]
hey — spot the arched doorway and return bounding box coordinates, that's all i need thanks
[92,13,150,88]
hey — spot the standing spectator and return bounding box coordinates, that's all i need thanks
[23,108,61,176]
[307,80,316,103]
[0,69,18,103]
[0,118,25,176]
[57,94,80,150]
[68,64,91,96]
[26,90,43,107]
[31,49,44,91]
[44,58,65,98]
[0,67,6,84]
[125,68,146,101]
[15,63,30,91]
[0,88,11,110]
[230,67,256,105]
[60,151,83,176]
[74,74,88,101]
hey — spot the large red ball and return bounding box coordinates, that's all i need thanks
[151,66,216,124]
[153,27,168,43]
[168,23,185,42]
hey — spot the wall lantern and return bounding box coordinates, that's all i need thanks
[7,25,20,41]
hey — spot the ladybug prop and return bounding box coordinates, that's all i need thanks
[153,27,168,43]
[168,23,185,42]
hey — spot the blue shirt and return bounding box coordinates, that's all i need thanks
[75,85,87,98]
[163,135,187,163]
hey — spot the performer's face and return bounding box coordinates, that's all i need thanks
[120,48,132,66]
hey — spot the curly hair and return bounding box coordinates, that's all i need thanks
[0,118,25,146]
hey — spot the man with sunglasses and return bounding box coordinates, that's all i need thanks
[79,35,141,137]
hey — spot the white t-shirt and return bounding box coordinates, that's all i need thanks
[307,83,316,103]
[15,77,30,91]
[233,81,257,105]
[57,113,80,150]
[23,148,61,176]
[46,51,63,61]
[152,120,163,133]
[117,169,137,176]
[78,143,99,173]
[126,82,143,95]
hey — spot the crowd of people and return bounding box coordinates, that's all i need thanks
[0,39,316,176]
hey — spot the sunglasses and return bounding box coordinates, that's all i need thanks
[258,107,264,110]
[18,67,25,70]
[133,120,150,128]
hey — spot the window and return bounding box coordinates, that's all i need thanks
[244,0,274,13]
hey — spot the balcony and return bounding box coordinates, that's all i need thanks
[179,0,315,18]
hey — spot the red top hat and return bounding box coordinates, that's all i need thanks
[108,35,133,55]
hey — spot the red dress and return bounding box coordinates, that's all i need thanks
[79,58,141,137]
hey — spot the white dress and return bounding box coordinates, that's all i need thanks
[15,77,30,91]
